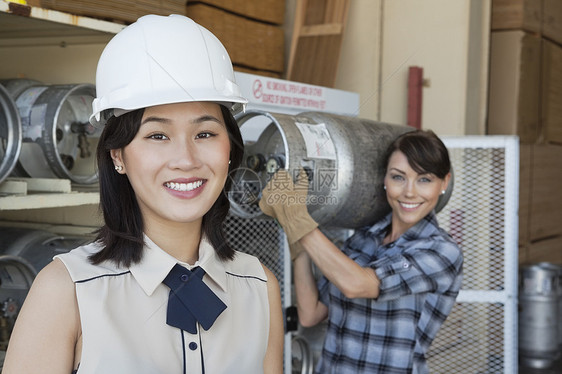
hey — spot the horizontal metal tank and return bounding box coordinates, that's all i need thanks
[0,227,91,273]
[232,110,453,228]
[3,81,101,185]
[0,84,22,184]
[0,227,91,366]
[0,254,36,357]
[0,79,42,99]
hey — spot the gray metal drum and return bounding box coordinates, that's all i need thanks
[8,83,101,184]
[0,79,42,99]
[232,110,454,228]
[0,227,90,366]
[519,262,562,369]
[0,84,22,184]
[291,335,313,374]
[0,227,90,273]
[0,255,36,361]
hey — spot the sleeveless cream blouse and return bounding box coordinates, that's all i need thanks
[56,236,270,374]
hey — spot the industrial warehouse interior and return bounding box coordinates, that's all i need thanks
[0,0,561,373]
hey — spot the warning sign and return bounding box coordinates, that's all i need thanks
[234,72,360,116]
[249,78,327,111]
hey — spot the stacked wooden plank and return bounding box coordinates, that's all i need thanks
[35,0,287,78]
[38,0,186,23]
[286,0,350,87]
[488,0,562,264]
[185,0,285,78]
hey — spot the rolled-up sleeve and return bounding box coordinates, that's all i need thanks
[372,239,463,302]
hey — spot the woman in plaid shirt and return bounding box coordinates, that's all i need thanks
[260,130,463,373]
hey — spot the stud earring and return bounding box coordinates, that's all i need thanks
[228,160,231,165]
[115,165,123,172]
[441,190,446,195]
[383,185,386,190]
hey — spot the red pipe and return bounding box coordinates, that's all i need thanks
[407,66,423,129]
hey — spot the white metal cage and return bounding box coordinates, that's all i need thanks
[222,214,293,371]
[428,136,519,374]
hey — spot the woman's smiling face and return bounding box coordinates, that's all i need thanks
[384,150,450,234]
[111,101,231,230]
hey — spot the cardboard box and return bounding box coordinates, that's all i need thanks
[492,0,562,47]
[526,236,562,264]
[542,0,562,46]
[233,66,282,79]
[542,39,562,145]
[491,0,541,33]
[185,3,284,73]
[519,144,531,245]
[186,0,285,25]
[529,144,562,241]
[488,31,541,144]
[518,244,528,264]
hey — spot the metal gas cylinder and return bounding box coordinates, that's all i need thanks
[0,255,36,362]
[519,262,562,369]
[0,79,42,99]
[0,227,90,366]
[231,110,453,228]
[291,335,314,374]
[0,84,22,184]
[0,227,90,273]
[5,82,101,184]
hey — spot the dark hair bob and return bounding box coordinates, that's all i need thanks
[90,105,244,267]
[383,129,451,179]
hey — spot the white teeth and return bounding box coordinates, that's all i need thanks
[165,180,203,192]
[401,202,421,209]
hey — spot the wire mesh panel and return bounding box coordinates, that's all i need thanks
[429,136,519,374]
[223,214,286,298]
[223,213,292,371]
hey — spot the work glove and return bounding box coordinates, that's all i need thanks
[288,241,306,261]
[259,169,318,259]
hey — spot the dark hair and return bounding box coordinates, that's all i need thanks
[383,129,451,179]
[90,105,244,267]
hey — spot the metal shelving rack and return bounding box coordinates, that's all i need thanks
[0,1,123,47]
[0,178,99,210]
[0,1,124,212]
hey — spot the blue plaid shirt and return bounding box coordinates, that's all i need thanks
[316,212,463,374]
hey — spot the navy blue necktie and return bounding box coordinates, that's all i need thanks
[162,264,227,334]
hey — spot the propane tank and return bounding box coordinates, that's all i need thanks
[0,79,42,99]
[0,84,22,184]
[0,227,90,273]
[0,255,36,361]
[231,110,454,228]
[0,227,90,367]
[519,262,562,369]
[2,81,101,184]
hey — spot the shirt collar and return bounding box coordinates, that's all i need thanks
[129,235,228,296]
[367,213,393,235]
[367,211,439,241]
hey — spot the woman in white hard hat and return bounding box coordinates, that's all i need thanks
[3,15,284,374]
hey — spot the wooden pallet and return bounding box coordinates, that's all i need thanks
[0,178,99,210]
[287,0,350,87]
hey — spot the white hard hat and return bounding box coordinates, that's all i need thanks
[90,14,247,127]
